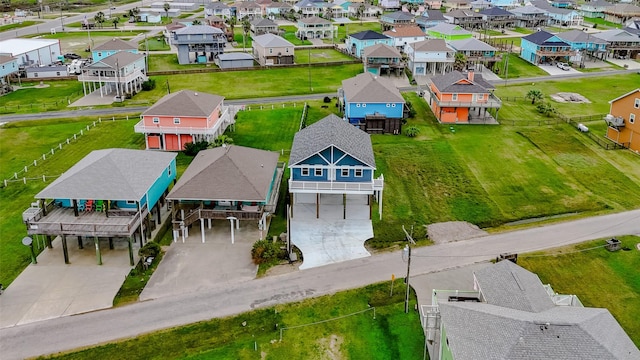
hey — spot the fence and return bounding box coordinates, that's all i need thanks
[299,102,309,130]
[0,89,84,114]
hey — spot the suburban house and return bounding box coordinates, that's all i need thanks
[164,22,186,45]
[173,25,227,65]
[135,90,236,151]
[424,0,442,9]
[294,0,328,17]
[470,0,492,11]
[91,38,138,62]
[26,65,68,78]
[339,72,406,134]
[383,25,427,52]
[252,33,295,65]
[250,17,279,36]
[205,2,232,18]
[347,3,382,18]
[380,11,415,30]
[420,260,640,360]
[443,9,483,30]
[605,88,640,152]
[426,70,502,123]
[216,52,255,68]
[531,0,584,27]
[296,16,334,39]
[362,43,404,75]
[603,3,640,24]
[0,55,18,86]
[509,5,549,28]
[556,29,608,63]
[447,38,500,69]
[235,1,263,19]
[266,2,294,19]
[591,29,640,60]
[443,0,472,10]
[578,0,612,19]
[78,51,147,100]
[415,9,447,30]
[426,23,473,40]
[406,39,455,76]
[288,114,384,220]
[479,6,517,29]
[205,16,234,42]
[346,30,393,58]
[520,30,572,65]
[490,0,520,9]
[21,149,176,265]
[167,145,284,243]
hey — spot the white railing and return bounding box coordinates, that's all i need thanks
[289,175,384,193]
[134,107,234,136]
[78,69,147,84]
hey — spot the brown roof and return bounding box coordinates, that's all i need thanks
[363,43,401,58]
[167,146,279,202]
[0,55,16,64]
[341,72,404,103]
[383,25,426,38]
[410,38,453,52]
[143,90,224,118]
[93,38,137,51]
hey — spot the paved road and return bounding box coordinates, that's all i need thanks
[1,209,638,359]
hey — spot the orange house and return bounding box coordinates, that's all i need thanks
[426,70,501,124]
[134,90,236,151]
[606,89,640,153]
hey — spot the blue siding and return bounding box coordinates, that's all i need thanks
[291,146,375,183]
[335,168,372,182]
[346,102,404,120]
[304,153,330,165]
[336,156,366,166]
[146,159,177,209]
[292,167,328,181]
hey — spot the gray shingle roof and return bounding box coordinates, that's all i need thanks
[479,7,513,16]
[251,18,277,27]
[410,38,452,52]
[252,33,294,47]
[175,24,224,35]
[427,23,472,36]
[142,90,224,117]
[349,30,389,40]
[289,114,375,168]
[35,149,176,201]
[93,38,137,51]
[430,70,494,94]
[556,29,608,44]
[439,300,640,360]
[363,43,401,58]
[510,5,547,15]
[167,146,279,201]
[475,260,555,313]
[342,72,404,104]
[299,16,331,24]
[448,38,497,51]
[383,11,415,21]
[522,30,570,46]
[592,29,639,42]
[89,51,145,69]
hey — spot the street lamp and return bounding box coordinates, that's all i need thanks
[402,244,412,313]
[22,236,37,264]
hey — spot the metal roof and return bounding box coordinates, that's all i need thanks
[448,38,497,51]
[175,24,224,35]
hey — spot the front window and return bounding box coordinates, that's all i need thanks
[452,93,458,101]
[630,113,636,124]
[355,169,363,177]
[173,117,180,124]
[635,98,639,109]
[315,168,323,176]
[341,169,349,177]
[301,167,309,176]
[153,117,159,124]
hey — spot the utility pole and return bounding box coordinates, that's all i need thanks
[60,2,64,31]
[308,46,312,92]
[402,225,415,314]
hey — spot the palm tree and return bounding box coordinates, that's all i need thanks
[453,52,466,71]
[192,19,202,25]
[526,89,544,105]
[94,11,105,29]
[163,2,170,18]
[111,16,120,29]
[406,3,419,14]
[242,19,251,52]
[228,16,237,41]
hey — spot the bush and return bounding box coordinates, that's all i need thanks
[405,125,420,137]
[323,96,331,103]
[141,79,156,91]
[138,241,161,259]
[251,239,285,265]
[183,140,209,156]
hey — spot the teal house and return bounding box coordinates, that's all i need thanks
[520,30,572,64]
[91,38,138,62]
[346,30,393,58]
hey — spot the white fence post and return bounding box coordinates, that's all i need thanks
[42,175,46,182]
[33,160,37,166]
[42,154,46,160]
[23,177,26,184]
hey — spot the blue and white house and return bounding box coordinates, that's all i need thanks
[340,72,406,134]
[346,30,393,58]
[288,114,384,220]
[0,55,18,85]
[556,29,608,62]
[415,9,447,30]
[91,38,138,62]
[22,149,177,265]
[520,30,573,64]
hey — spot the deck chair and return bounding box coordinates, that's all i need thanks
[95,200,104,212]
[85,199,94,212]
[77,200,86,212]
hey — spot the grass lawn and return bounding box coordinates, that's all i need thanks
[493,36,522,49]
[519,235,640,346]
[335,21,381,42]
[583,17,622,29]
[280,25,313,46]
[0,81,85,114]
[493,52,547,79]
[232,27,253,49]
[0,20,41,32]
[44,281,424,359]
[30,29,148,54]
[138,37,170,51]
[294,48,355,64]
[148,54,211,72]
[0,117,144,287]
[512,27,534,35]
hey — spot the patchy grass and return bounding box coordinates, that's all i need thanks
[493,52,547,79]
[28,29,147,54]
[583,17,622,29]
[335,21,381,42]
[280,25,313,45]
[519,235,640,347]
[44,281,424,360]
[0,81,85,114]
[112,251,164,307]
[148,54,211,71]
[138,37,170,51]
[0,20,41,32]
[512,27,534,34]
[294,48,355,63]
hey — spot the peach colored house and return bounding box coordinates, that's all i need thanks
[426,70,501,124]
[134,90,237,151]
[605,88,640,152]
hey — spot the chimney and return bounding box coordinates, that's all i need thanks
[467,71,474,82]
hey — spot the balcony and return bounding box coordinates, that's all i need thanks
[134,107,235,136]
[78,69,147,84]
[289,175,384,194]
[535,49,573,57]
[426,86,502,109]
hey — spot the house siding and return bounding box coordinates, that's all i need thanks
[607,91,640,152]
[346,102,404,121]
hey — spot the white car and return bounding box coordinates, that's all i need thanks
[557,62,571,71]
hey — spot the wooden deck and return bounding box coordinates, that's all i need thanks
[25,206,147,237]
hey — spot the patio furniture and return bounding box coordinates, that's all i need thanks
[85,199,94,212]
[95,200,104,212]
[77,200,86,212]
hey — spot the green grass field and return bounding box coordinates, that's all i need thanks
[280,25,313,46]
[30,29,147,54]
[0,20,41,32]
[44,281,424,359]
[0,82,85,114]
[294,48,355,64]
[493,51,547,79]
[148,54,212,72]
[138,37,170,51]
[519,235,640,347]
[335,21,381,42]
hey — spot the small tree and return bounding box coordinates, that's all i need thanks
[453,52,466,71]
[111,16,120,29]
[163,2,170,18]
[138,242,161,259]
[211,134,234,148]
[251,239,285,265]
[192,19,202,25]
[242,19,251,51]
[94,11,105,29]
[536,102,556,117]
[183,140,209,156]
[405,125,420,137]
[526,89,543,105]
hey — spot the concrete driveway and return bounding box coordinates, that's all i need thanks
[290,194,372,270]
[607,58,640,70]
[140,219,259,301]
[538,64,581,75]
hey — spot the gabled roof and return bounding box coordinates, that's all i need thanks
[522,30,570,46]
[474,260,555,313]
[342,72,404,104]
[267,1,292,8]
[510,5,547,15]
[93,38,137,51]
[439,302,640,360]
[166,21,186,31]
[88,51,145,69]
[363,43,402,58]
[167,146,279,202]
[591,29,640,42]
[35,149,176,201]
[235,1,262,10]
[410,38,453,52]
[609,88,640,104]
[479,6,513,16]
[382,11,415,21]
[416,9,446,21]
[251,17,277,27]
[604,3,640,15]
[556,29,608,44]
[299,16,332,24]
[427,23,472,36]
[349,30,390,40]
[430,70,495,94]
[446,9,482,18]
[142,90,224,118]
[252,33,294,47]
[175,24,224,35]
[289,114,375,168]
[383,25,426,38]
[448,37,497,51]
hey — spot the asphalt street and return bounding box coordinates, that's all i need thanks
[1,209,638,359]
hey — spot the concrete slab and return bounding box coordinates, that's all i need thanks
[69,87,115,107]
[291,194,372,270]
[538,64,581,75]
[139,219,259,301]
[607,58,640,70]
[0,236,136,329]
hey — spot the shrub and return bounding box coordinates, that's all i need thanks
[141,79,156,91]
[405,125,420,137]
[183,140,209,156]
[251,239,285,265]
[323,96,331,103]
[405,100,416,118]
[138,241,161,259]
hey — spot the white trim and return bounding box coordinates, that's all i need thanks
[173,117,180,124]
[341,168,349,177]
[153,117,160,124]
[301,167,310,176]
[355,169,363,177]
[314,168,323,176]
[630,113,635,124]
